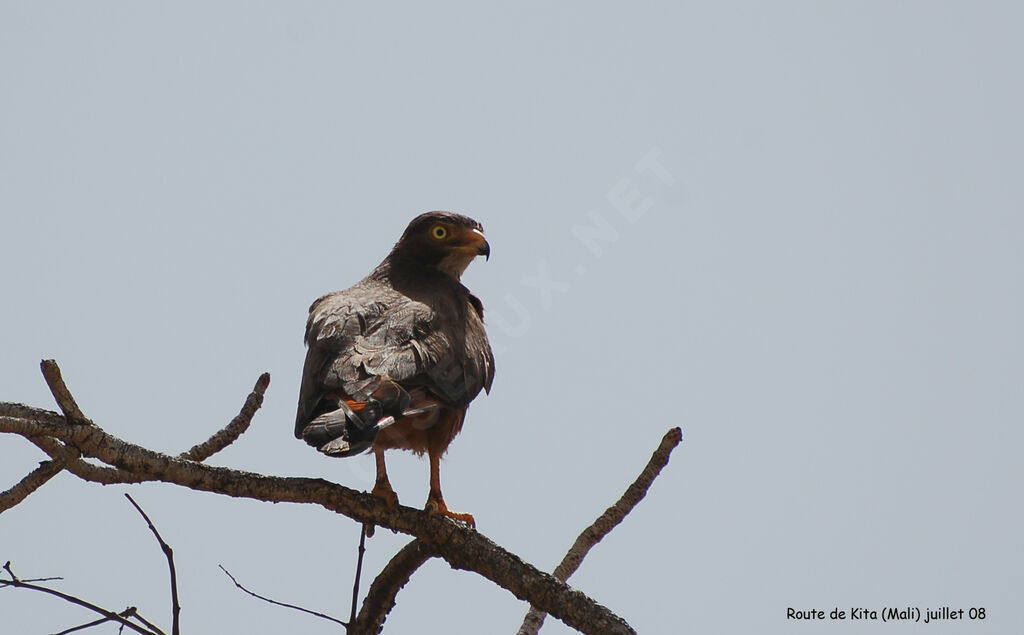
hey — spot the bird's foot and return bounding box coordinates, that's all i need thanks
[365,479,399,538]
[371,479,399,510]
[425,491,475,529]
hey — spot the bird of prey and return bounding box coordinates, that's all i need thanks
[295,212,494,527]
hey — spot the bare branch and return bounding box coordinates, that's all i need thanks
[125,607,167,635]
[53,607,140,635]
[2,361,640,634]
[53,614,117,634]
[350,524,368,625]
[40,359,92,425]
[7,366,271,484]
[1,562,161,635]
[351,540,435,634]
[218,565,348,628]
[0,443,79,514]
[178,373,270,462]
[27,435,147,484]
[0,402,66,425]
[124,494,181,635]
[517,427,683,635]
[1,409,634,633]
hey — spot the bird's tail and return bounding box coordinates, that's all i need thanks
[300,392,441,458]
[301,399,391,457]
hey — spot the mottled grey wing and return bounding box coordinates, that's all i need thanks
[294,285,493,438]
[294,290,377,437]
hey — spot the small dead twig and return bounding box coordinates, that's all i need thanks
[178,373,270,462]
[53,607,140,635]
[517,427,683,635]
[350,523,368,625]
[124,494,180,635]
[219,565,348,628]
[0,561,161,635]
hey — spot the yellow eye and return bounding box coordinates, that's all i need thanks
[430,224,449,240]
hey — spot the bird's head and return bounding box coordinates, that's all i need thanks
[388,211,490,279]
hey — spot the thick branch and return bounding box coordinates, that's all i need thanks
[6,371,273,484]
[2,360,643,633]
[27,435,146,484]
[351,539,435,635]
[0,411,633,634]
[178,373,269,462]
[518,427,683,635]
[0,443,79,513]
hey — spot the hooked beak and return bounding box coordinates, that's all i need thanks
[471,227,490,261]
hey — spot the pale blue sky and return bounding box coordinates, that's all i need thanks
[2,3,1022,633]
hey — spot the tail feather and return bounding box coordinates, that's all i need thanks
[298,388,443,458]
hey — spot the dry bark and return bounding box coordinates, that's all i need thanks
[1,361,647,635]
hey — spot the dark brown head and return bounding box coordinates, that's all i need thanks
[387,211,490,279]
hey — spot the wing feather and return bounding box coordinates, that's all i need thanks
[294,279,493,438]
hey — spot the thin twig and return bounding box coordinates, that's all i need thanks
[124,494,180,635]
[219,565,348,628]
[1,562,159,635]
[517,427,683,635]
[53,607,138,635]
[350,523,368,625]
[16,575,64,583]
[0,443,79,514]
[178,373,270,462]
[351,540,435,634]
[53,614,115,634]
[127,607,167,634]
[40,359,92,425]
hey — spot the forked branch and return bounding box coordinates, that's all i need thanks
[0,360,684,634]
[0,562,162,635]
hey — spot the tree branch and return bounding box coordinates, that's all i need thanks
[53,607,145,635]
[125,494,181,635]
[1,410,632,633]
[0,562,162,635]
[6,370,273,487]
[0,443,79,513]
[177,373,270,462]
[517,427,683,635]
[40,359,92,425]
[350,524,368,625]
[351,539,435,634]
[1,360,640,634]
[218,565,348,628]
[27,435,146,484]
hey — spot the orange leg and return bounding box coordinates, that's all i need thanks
[425,449,475,528]
[370,448,399,509]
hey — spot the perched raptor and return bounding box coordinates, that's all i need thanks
[295,212,494,527]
